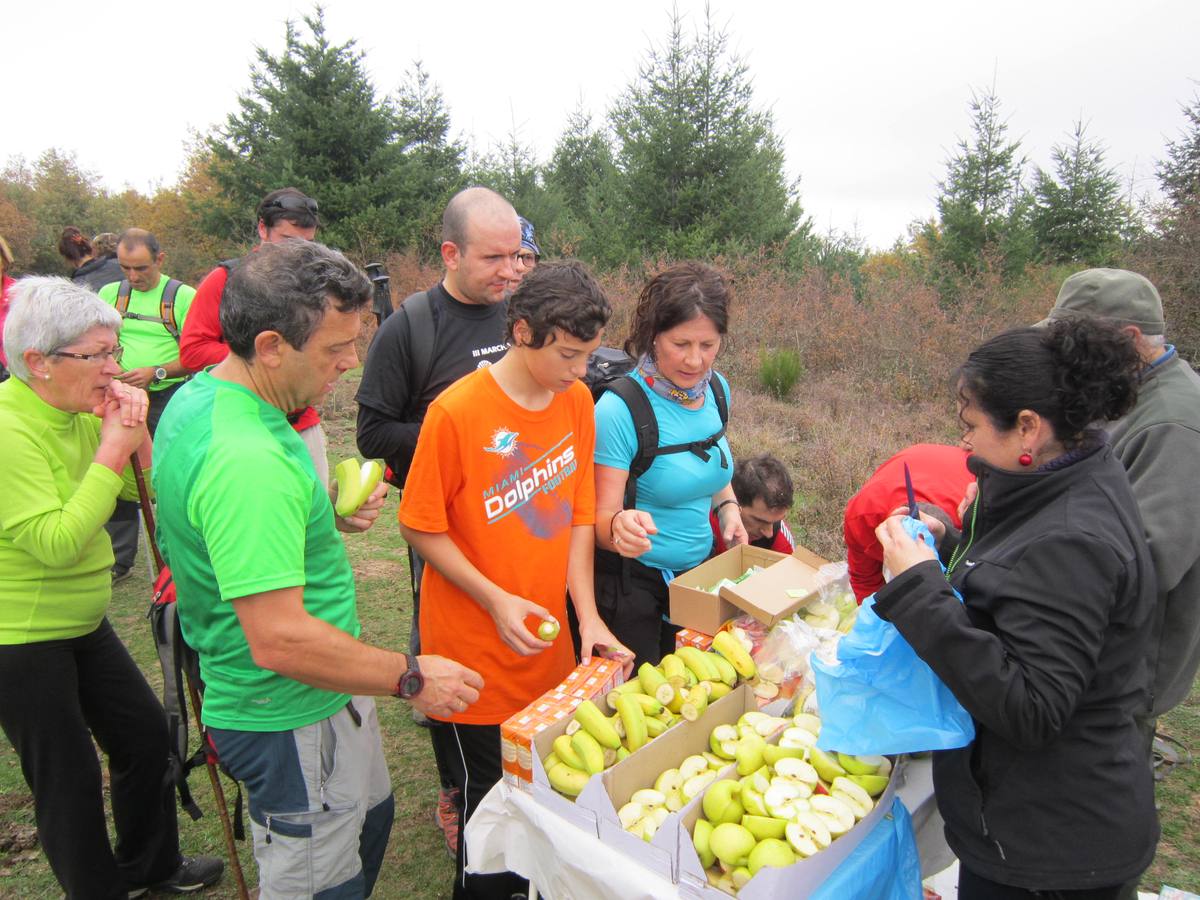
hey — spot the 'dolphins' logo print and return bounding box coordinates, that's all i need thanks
[484,428,519,458]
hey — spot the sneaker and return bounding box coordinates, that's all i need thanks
[112,567,135,586]
[143,855,224,895]
[435,788,460,859]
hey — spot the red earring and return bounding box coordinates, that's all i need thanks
[1019,450,1034,467]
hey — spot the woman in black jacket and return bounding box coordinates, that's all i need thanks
[875,318,1158,899]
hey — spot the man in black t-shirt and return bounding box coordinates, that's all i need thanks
[355,187,520,858]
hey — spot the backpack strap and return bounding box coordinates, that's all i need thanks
[115,278,184,341]
[115,280,133,316]
[160,279,182,340]
[399,290,438,420]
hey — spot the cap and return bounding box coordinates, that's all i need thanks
[519,216,541,257]
[1039,268,1164,335]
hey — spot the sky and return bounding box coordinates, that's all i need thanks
[3,0,1197,249]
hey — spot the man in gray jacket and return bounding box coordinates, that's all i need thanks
[1041,269,1200,743]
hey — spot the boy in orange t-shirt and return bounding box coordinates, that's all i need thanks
[398,261,632,899]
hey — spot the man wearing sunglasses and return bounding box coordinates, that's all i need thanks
[179,189,331,483]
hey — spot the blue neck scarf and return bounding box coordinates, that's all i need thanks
[637,354,713,404]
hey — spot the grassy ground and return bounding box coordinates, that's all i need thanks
[3,358,1198,897]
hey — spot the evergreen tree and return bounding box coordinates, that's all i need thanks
[392,61,467,257]
[1157,91,1200,210]
[543,105,631,266]
[608,8,804,258]
[934,87,1031,277]
[1031,120,1129,265]
[205,9,407,257]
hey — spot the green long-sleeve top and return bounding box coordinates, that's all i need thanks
[0,377,140,644]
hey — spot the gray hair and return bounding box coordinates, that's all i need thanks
[221,240,370,359]
[3,277,121,381]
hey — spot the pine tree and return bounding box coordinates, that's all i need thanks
[205,9,407,257]
[1031,120,1129,265]
[609,8,803,258]
[1158,92,1200,210]
[934,87,1031,277]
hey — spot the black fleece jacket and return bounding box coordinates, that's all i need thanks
[874,444,1158,890]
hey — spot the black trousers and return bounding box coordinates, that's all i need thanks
[593,549,679,668]
[430,721,527,900]
[0,618,181,899]
[959,865,1124,900]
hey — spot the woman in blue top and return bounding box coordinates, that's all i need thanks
[593,263,747,665]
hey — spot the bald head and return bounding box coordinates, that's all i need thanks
[442,187,518,252]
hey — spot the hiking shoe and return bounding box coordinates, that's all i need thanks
[144,855,224,894]
[112,567,135,586]
[435,788,460,859]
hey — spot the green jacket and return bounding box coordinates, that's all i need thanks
[1110,349,1200,716]
[0,378,139,644]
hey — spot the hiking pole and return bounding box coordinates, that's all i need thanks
[133,458,251,900]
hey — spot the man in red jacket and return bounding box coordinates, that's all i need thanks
[843,443,974,601]
[179,189,327,481]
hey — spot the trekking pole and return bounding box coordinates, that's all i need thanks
[133,458,251,900]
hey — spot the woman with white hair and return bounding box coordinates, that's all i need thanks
[0,277,221,898]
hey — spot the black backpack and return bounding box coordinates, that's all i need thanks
[588,349,730,509]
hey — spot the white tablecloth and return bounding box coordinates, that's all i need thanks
[465,757,944,899]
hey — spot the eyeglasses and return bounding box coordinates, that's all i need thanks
[261,196,319,215]
[52,346,124,364]
[517,252,538,267]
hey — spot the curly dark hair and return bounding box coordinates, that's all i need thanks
[732,455,794,509]
[506,260,611,347]
[221,241,370,359]
[957,318,1143,447]
[624,262,730,359]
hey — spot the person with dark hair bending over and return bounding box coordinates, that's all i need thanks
[58,226,124,292]
[594,263,747,666]
[873,318,1159,900]
[709,454,796,555]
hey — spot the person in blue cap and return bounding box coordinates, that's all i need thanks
[510,216,541,294]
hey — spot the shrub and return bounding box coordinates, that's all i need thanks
[758,348,804,399]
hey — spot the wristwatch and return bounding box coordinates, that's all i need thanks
[393,654,424,700]
[152,367,168,384]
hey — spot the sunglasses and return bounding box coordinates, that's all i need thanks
[262,196,319,215]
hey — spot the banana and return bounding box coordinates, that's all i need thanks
[637,663,677,706]
[333,458,384,517]
[680,684,709,722]
[677,646,720,682]
[707,681,733,700]
[553,734,587,771]
[548,762,590,797]
[571,729,606,775]
[712,630,757,679]
[573,699,622,750]
[707,651,739,686]
[614,694,649,752]
[644,715,670,738]
[659,654,687,682]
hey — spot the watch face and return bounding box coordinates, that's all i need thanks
[399,670,424,699]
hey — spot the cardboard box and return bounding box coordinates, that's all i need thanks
[669,546,790,634]
[675,627,714,651]
[669,544,831,633]
[676,758,902,898]
[572,685,775,883]
[500,658,624,788]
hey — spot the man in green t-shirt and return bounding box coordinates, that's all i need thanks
[97,228,195,434]
[153,239,483,898]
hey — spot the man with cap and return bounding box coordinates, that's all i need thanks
[179,188,330,484]
[1042,268,1200,754]
[510,215,540,292]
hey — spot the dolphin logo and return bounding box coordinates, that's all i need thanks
[484,429,520,458]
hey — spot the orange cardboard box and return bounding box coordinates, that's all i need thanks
[500,657,624,787]
[674,627,714,651]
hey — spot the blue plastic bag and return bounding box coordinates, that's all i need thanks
[811,797,923,900]
[812,516,975,755]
